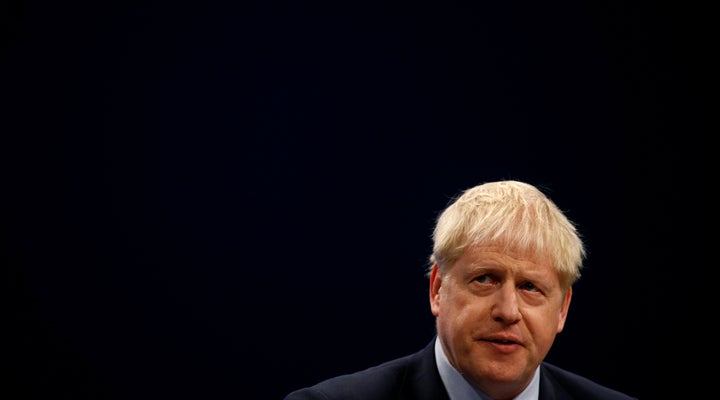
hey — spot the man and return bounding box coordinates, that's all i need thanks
[284,180,637,400]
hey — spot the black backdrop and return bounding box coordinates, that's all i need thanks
[4,1,710,399]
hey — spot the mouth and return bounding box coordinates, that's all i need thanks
[479,335,523,353]
[489,339,518,345]
[482,334,521,344]
[482,338,522,354]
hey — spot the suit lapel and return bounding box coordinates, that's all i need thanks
[405,338,451,400]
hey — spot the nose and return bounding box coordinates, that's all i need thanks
[491,283,522,323]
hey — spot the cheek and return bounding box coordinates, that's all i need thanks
[524,308,563,340]
[439,289,483,322]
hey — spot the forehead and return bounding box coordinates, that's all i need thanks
[455,244,556,276]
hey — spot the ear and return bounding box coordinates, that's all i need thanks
[556,286,573,333]
[429,263,442,317]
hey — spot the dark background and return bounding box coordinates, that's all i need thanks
[4,1,710,399]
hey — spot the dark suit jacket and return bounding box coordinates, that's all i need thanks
[284,338,638,400]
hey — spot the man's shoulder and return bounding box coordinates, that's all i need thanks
[284,341,446,400]
[540,362,638,400]
[283,353,418,400]
[323,351,420,384]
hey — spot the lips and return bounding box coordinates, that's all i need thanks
[482,334,523,346]
[480,336,523,355]
[491,338,517,344]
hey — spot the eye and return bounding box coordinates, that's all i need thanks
[520,281,539,292]
[474,274,493,284]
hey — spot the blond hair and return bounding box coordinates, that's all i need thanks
[428,180,585,289]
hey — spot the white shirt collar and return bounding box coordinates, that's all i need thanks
[434,336,540,400]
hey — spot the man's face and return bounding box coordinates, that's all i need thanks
[429,244,571,399]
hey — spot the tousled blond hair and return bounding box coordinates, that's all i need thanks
[428,180,585,289]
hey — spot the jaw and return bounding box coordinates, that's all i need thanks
[455,339,536,388]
